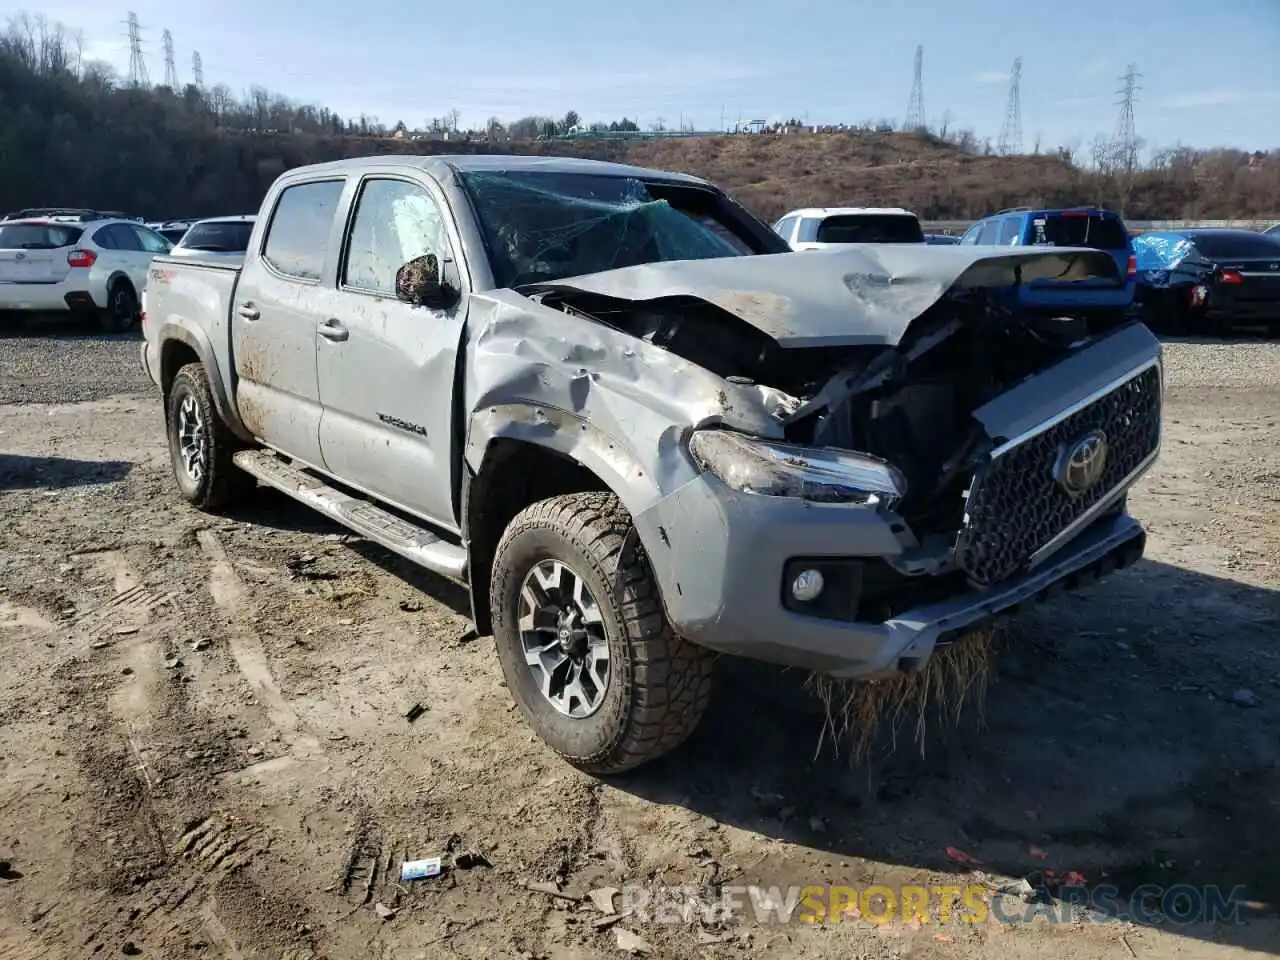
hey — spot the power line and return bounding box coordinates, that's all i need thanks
[191,51,204,89]
[1112,63,1141,172]
[162,28,178,88]
[904,45,926,132]
[998,57,1023,155]
[124,12,149,88]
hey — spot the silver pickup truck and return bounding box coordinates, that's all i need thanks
[141,154,1162,773]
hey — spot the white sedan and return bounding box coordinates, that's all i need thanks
[0,215,173,331]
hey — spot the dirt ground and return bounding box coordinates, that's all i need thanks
[1,328,1277,960]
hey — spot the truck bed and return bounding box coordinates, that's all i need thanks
[142,254,242,404]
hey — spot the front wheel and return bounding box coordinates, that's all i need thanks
[489,492,714,775]
[165,362,255,511]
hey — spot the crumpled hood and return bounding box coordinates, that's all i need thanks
[526,244,1121,348]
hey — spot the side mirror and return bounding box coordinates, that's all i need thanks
[395,253,458,310]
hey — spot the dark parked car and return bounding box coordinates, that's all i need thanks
[1132,229,1280,334]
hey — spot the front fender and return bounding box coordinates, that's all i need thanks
[158,320,253,442]
[464,402,670,525]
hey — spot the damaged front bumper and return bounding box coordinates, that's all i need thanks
[634,322,1163,681]
[635,473,1145,680]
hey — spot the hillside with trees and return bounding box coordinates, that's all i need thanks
[2,13,1277,224]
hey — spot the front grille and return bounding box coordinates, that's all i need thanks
[954,363,1161,586]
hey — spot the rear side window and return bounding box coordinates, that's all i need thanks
[802,214,925,244]
[262,180,345,280]
[180,220,255,253]
[773,216,799,242]
[1189,233,1280,260]
[1033,214,1128,250]
[0,223,83,249]
[94,224,143,251]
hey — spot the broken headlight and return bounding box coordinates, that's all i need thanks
[687,429,906,507]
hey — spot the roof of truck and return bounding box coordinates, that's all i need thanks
[783,206,918,219]
[287,153,708,185]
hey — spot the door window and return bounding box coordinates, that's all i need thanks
[343,178,449,297]
[94,223,143,251]
[130,225,172,253]
[998,216,1023,245]
[261,179,345,281]
[773,216,799,242]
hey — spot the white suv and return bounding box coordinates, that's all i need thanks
[772,206,926,250]
[0,216,173,331]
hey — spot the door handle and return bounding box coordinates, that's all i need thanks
[318,318,349,342]
[237,301,260,321]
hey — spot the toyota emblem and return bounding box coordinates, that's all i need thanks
[1054,429,1109,497]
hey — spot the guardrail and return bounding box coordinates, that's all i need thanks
[922,219,1280,236]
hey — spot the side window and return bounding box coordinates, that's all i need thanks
[262,179,345,281]
[97,224,142,251]
[343,178,449,297]
[773,216,798,242]
[976,220,1000,245]
[131,225,171,253]
[998,216,1023,245]
[960,222,985,245]
[794,217,822,243]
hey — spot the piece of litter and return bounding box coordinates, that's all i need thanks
[945,846,982,865]
[527,880,580,902]
[696,929,735,944]
[400,857,443,881]
[1029,845,1049,860]
[404,703,426,724]
[588,887,618,914]
[592,913,625,930]
[163,658,182,670]
[453,850,492,869]
[374,902,396,921]
[399,599,423,612]
[934,933,954,942]
[112,626,139,636]
[90,640,111,650]
[615,928,652,954]
[336,618,354,626]
[191,638,211,652]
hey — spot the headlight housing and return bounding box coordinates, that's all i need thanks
[687,429,906,507]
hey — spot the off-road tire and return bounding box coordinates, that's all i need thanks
[166,362,255,511]
[490,491,714,775]
[100,280,139,334]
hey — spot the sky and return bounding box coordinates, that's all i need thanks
[21,0,1280,154]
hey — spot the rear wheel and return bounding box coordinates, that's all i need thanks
[489,492,714,775]
[165,362,255,511]
[99,281,139,334]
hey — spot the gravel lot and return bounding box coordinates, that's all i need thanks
[0,330,1277,960]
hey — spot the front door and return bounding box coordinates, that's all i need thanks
[315,174,467,532]
[231,177,346,465]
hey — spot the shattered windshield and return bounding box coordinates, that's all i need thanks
[458,171,749,288]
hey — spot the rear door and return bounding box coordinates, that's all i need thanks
[127,225,173,288]
[231,177,347,465]
[0,222,79,285]
[314,173,469,530]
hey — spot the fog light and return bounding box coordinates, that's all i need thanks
[790,568,825,602]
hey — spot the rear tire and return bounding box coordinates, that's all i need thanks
[489,491,714,775]
[166,362,255,511]
[99,281,139,334]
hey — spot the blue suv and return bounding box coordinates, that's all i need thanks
[960,207,1137,318]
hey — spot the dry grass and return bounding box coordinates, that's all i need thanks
[807,625,1007,764]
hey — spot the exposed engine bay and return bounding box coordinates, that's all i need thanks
[529,285,1131,533]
